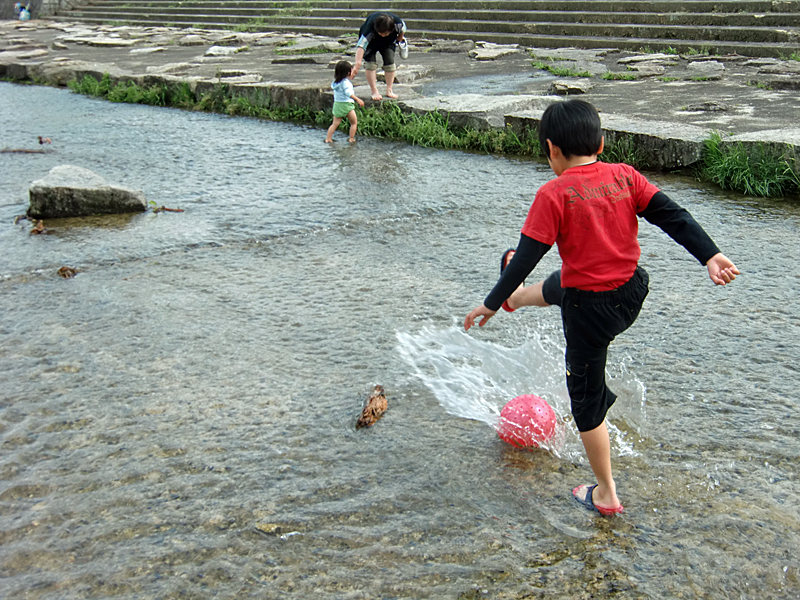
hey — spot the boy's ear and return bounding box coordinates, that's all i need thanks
[597,136,605,155]
[546,139,560,159]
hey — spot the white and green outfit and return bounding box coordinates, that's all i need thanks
[331,78,356,118]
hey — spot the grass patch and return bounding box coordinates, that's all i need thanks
[601,72,637,81]
[66,73,541,158]
[232,17,271,32]
[747,80,772,90]
[684,46,713,56]
[65,73,799,199]
[532,60,592,78]
[602,135,649,170]
[658,76,680,82]
[275,46,333,55]
[700,132,799,197]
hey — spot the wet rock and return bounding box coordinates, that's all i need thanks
[403,94,557,130]
[178,34,207,46]
[549,78,595,95]
[686,60,725,80]
[683,101,731,112]
[205,45,249,57]
[530,47,613,61]
[758,62,800,75]
[469,42,521,61]
[28,165,147,219]
[377,64,435,84]
[428,40,476,53]
[628,63,666,77]
[617,53,679,65]
[273,55,327,65]
[145,62,194,74]
[506,111,706,170]
[130,47,168,55]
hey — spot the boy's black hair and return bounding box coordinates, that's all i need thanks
[538,100,603,159]
[333,60,352,83]
[374,14,394,34]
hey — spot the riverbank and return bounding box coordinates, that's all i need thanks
[2,19,799,197]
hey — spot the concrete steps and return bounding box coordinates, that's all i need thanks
[49,0,800,57]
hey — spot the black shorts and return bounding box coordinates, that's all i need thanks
[543,268,650,432]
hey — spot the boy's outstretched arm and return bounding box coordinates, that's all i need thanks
[464,235,551,331]
[706,252,739,285]
[639,191,740,284]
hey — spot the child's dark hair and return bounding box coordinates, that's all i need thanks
[333,60,352,83]
[539,100,603,159]
[375,14,394,34]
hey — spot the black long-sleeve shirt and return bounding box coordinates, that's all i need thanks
[484,191,720,311]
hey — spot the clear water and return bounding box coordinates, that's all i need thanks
[1,82,799,599]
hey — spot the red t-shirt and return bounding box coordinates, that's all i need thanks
[521,162,660,291]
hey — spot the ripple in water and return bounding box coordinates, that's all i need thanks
[396,321,646,461]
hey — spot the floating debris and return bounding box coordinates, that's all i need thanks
[29,220,46,235]
[356,384,388,429]
[57,266,79,278]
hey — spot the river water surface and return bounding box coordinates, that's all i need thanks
[1,83,798,599]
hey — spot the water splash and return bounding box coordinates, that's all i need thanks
[396,322,646,460]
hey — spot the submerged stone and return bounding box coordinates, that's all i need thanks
[28,165,147,219]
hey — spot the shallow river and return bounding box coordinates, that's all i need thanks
[1,83,798,600]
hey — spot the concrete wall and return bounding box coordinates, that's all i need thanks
[0,0,81,19]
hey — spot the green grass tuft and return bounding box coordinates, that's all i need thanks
[700,132,800,197]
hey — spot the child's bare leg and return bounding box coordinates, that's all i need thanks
[347,110,358,142]
[575,421,621,510]
[325,117,343,143]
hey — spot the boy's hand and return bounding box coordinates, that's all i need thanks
[356,97,365,107]
[706,252,739,285]
[464,305,497,331]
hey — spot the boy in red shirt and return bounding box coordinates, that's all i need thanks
[464,100,738,516]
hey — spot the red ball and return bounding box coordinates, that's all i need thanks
[497,394,556,448]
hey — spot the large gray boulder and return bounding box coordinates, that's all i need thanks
[28,165,147,219]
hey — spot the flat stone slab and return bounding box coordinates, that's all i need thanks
[28,165,147,219]
[377,64,435,84]
[550,78,595,95]
[506,111,708,170]
[401,94,559,130]
[205,45,249,57]
[469,42,521,61]
[145,62,194,74]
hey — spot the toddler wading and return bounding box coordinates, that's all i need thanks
[325,61,365,144]
[464,100,739,516]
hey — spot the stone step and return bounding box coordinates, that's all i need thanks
[49,0,800,57]
[53,12,800,46]
[62,0,800,12]
[63,6,800,28]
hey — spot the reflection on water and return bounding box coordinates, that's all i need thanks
[1,82,799,599]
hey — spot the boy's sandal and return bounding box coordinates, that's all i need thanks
[572,484,624,516]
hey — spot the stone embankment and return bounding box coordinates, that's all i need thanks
[38,0,800,59]
[1,19,799,180]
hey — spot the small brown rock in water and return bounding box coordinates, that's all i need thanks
[356,384,388,429]
[58,266,79,278]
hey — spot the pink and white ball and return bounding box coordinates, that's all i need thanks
[497,394,556,448]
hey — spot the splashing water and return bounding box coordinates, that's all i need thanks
[396,322,646,461]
